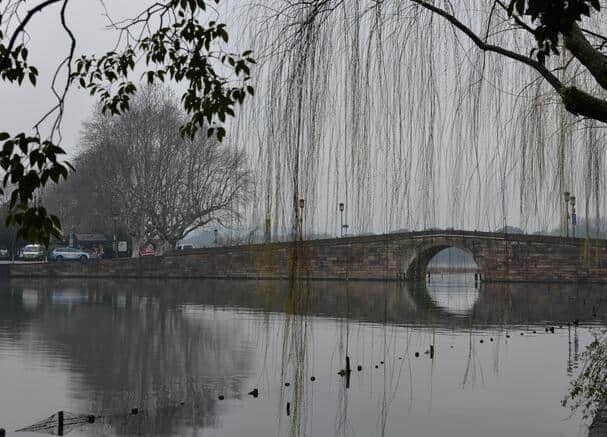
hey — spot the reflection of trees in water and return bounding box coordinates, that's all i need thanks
[567,325,582,376]
[334,283,352,437]
[462,328,485,389]
[0,287,45,341]
[2,280,252,436]
[275,280,412,437]
[9,277,605,328]
[4,278,607,436]
[280,279,314,437]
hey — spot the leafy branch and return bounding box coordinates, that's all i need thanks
[0,0,255,245]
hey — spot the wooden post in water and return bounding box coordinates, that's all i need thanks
[0,427,6,437]
[345,356,352,388]
[57,411,64,436]
[430,345,435,359]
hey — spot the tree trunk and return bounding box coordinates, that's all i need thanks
[160,239,174,256]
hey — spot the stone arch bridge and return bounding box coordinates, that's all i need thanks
[9,230,607,283]
[288,230,607,283]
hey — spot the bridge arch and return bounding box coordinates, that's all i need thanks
[403,239,483,281]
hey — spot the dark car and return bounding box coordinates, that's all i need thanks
[0,248,9,260]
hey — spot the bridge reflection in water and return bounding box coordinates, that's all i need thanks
[7,276,606,329]
[1,277,603,437]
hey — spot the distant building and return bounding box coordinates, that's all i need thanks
[73,233,108,249]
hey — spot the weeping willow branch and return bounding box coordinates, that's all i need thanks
[411,0,607,123]
[409,1,560,88]
[236,0,607,237]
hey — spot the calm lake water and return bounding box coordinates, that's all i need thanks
[0,275,605,436]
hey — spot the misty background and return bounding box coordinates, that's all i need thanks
[1,0,604,243]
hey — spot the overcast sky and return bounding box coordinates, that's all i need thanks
[1,1,600,237]
[0,1,172,155]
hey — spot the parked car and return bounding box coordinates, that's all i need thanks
[20,244,46,261]
[0,248,9,260]
[84,247,104,259]
[178,244,195,250]
[49,247,89,261]
[139,244,156,257]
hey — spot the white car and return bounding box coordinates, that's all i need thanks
[20,244,46,261]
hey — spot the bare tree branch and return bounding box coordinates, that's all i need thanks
[409,0,562,90]
[0,0,62,69]
[410,0,607,123]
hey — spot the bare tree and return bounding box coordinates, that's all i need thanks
[147,134,250,251]
[0,0,254,244]
[47,87,250,254]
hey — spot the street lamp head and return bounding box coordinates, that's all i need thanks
[564,191,570,202]
[339,202,344,212]
[299,198,305,209]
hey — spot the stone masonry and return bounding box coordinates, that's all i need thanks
[5,230,607,282]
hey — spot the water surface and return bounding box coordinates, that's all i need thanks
[0,276,604,436]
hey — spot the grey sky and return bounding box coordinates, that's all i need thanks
[2,1,603,238]
[0,1,160,154]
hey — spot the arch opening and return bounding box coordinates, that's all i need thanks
[406,247,481,315]
[405,246,480,282]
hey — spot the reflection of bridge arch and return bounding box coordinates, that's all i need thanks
[403,239,483,281]
[405,280,481,322]
[425,279,480,315]
[8,277,607,330]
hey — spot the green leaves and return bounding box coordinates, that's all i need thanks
[0,0,255,244]
[563,333,607,420]
[0,133,70,245]
[5,206,63,247]
[71,1,255,141]
[0,42,39,86]
[507,0,601,58]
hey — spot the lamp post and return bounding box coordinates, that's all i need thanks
[342,223,349,237]
[339,202,344,237]
[570,195,577,238]
[214,229,218,246]
[564,191,570,238]
[299,198,305,241]
[112,212,119,258]
[264,216,271,242]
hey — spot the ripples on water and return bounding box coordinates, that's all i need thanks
[0,276,604,437]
